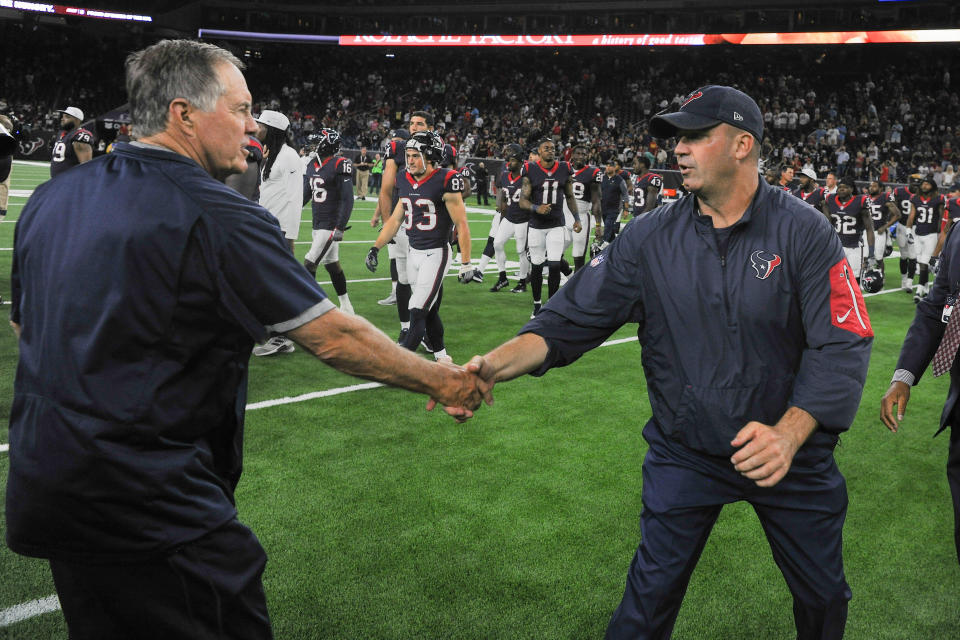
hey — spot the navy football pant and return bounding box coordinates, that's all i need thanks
[606,422,850,640]
[49,518,273,640]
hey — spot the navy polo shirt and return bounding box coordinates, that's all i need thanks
[7,142,333,561]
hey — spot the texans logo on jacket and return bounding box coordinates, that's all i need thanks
[750,250,782,280]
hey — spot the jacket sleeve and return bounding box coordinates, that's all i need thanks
[787,215,873,433]
[520,225,646,375]
[896,223,959,382]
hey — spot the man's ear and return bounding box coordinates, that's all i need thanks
[734,131,755,161]
[167,98,194,136]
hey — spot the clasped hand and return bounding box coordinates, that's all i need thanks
[426,362,494,422]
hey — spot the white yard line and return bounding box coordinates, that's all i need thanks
[0,595,61,627]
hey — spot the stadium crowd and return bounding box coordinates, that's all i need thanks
[1,23,959,187]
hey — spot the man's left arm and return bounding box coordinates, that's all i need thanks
[733,218,872,486]
[445,190,472,281]
[72,130,93,164]
[861,201,876,264]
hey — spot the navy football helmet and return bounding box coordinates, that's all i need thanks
[504,143,525,162]
[860,268,884,294]
[406,131,444,163]
[313,128,341,157]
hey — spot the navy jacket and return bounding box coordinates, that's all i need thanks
[523,181,873,457]
[897,223,960,435]
[7,142,332,561]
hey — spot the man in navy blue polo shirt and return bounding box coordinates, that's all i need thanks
[464,86,872,639]
[7,39,489,640]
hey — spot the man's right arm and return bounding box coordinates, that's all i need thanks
[289,310,491,419]
[374,158,398,226]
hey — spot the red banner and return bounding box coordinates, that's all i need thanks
[340,30,960,47]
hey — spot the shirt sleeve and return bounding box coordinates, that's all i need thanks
[787,214,873,433]
[200,196,334,343]
[520,230,645,375]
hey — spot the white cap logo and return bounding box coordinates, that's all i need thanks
[734,112,744,121]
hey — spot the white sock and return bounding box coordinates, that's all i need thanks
[401,321,410,330]
[478,254,492,272]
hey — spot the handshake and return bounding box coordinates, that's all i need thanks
[426,355,498,422]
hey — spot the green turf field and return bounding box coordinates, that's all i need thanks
[1,160,958,638]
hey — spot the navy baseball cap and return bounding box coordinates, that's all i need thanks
[390,128,410,140]
[649,85,763,141]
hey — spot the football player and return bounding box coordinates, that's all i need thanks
[864,180,899,278]
[890,174,922,291]
[904,174,946,301]
[372,127,411,323]
[50,106,93,179]
[302,128,355,314]
[632,155,663,219]
[365,131,472,361]
[566,145,601,271]
[792,167,825,209]
[821,176,876,279]
[492,143,531,293]
[224,134,264,201]
[519,138,581,317]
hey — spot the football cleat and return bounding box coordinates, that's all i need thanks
[420,336,435,353]
[530,302,542,319]
[252,336,295,357]
[378,293,397,306]
[901,275,912,292]
[510,281,527,294]
[490,278,510,292]
[470,268,484,283]
[396,328,409,345]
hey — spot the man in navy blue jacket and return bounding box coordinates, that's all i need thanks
[466,86,872,639]
[882,222,960,565]
[7,39,489,639]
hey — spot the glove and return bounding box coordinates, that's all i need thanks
[365,246,379,272]
[930,255,940,274]
[332,228,344,242]
[867,256,878,270]
[906,228,916,244]
[458,264,474,284]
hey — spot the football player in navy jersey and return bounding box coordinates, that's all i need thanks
[905,174,946,301]
[944,186,960,231]
[224,134,264,200]
[519,138,581,317]
[567,145,601,271]
[821,176,876,279]
[50,106,93,178]
[865,180,900,279]
[492,143,531,293]
[302,128,355,314]
[890,174,921,291]
[366,131,472,361]
[632,155,663,219]
[792,167,825,209]
[372,128,411,320]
